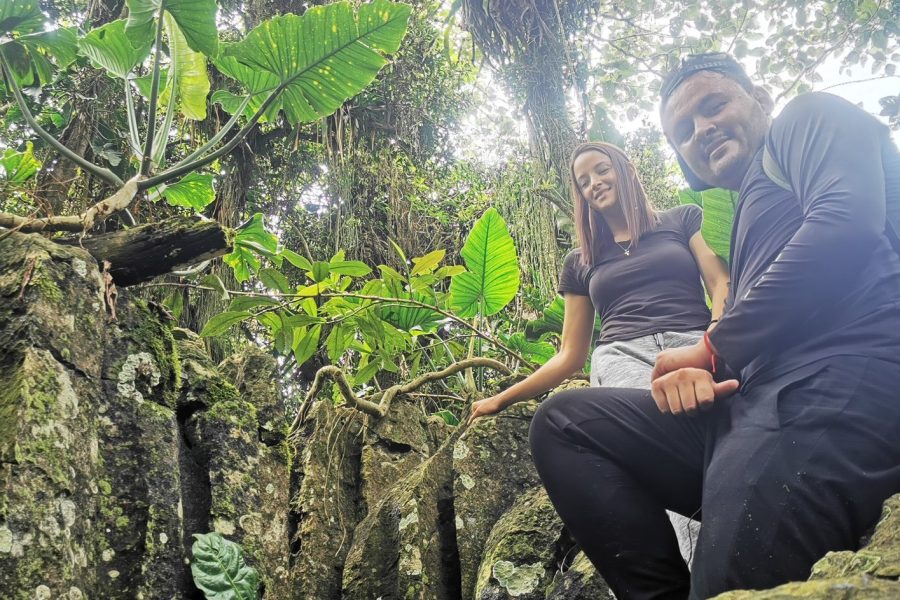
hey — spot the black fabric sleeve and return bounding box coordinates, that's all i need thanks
[679,204,703,239]
[708,93,888,371]
[558,249,591,296]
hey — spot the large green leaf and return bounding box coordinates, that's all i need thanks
[199,311,251,337]
[376,279,443,332]
[450,207,520,318]
[125,0,218,57]
[4,27,79,85]
[223,0,411,126]
[152,172,215,209]
[78,20,153,79]
[0,142,40,183]
[678,187,737,264]
[212,49,281,122]
[165,12,209,119]
[0,0,43,35]
[190,532,260,600]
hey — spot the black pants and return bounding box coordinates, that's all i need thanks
[529,356,900,599]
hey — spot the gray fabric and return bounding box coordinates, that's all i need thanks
[590,329,704,388]
[590,329,704,568]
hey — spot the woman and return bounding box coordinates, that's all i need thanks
[469,141,728,421]
[469,141,728,565]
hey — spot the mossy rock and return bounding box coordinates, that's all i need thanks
[342,430,462,600]
[546,552,611,600]
[291,400,365,600]
[454,400,542,599]
[360,398,451,514]
[473,487,573,600]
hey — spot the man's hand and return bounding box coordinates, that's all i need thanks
[651,368,739,414]
[652,340,714,381]
[467,395,506,425]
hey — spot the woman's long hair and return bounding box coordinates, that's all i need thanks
[570,142,657,266]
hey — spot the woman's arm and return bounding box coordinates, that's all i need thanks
[689,231,730,325]
[468,293,595,423]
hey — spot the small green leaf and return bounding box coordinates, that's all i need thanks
[377,264,406,282]
[259,268,291,293]
[200,311,251,337]
[153,172,215,209]
[410,249,445,276]
[190,532,260,600]
[162,291,184,320]
[434,265,466,278]
[329,260,371,277]
[0,142,40,183]
[432,409,459,426]
[310,261,331,283]
[200,274,230,300]
[325,323,353,361]
[78,20,152,79]
[234,213,278,254]
[353,360,381,386]
[228,296,280,311]
[280,248,313,271]
[292,324,321,367]
[223,245,259,283]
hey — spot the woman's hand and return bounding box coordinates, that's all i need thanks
[468,395,507,425]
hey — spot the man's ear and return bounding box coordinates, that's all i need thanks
[751,85,774,115]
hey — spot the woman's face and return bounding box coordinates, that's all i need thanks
[573,151,618,213]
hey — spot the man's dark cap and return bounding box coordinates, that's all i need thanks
[660,52,754,190]
[660,52,753,107]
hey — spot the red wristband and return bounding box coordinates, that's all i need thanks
[703,331,717,374]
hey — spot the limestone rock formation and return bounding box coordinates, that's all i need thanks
[454,400,544,599]
[0,232,290,599]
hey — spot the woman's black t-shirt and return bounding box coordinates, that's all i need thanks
[558,204,711,342]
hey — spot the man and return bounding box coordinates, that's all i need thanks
[528,53,900,600]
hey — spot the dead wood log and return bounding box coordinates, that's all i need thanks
[59,216,232,286]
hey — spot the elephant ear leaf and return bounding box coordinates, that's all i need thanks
[190,532,260,600]
[0,0,43,35]
[450,207,520,318]
[125,0,219,57]
[223,0,411,125]
[679,187,737,264]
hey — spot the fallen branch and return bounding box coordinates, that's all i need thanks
[59,215,232,286]
[0,176,140,233]
[289,357,512,435]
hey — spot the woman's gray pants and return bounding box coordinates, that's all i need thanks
[591,330,704,567]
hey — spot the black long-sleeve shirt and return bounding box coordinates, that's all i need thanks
[708,92,900,386]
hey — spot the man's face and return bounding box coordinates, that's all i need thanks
[661,71,772,190]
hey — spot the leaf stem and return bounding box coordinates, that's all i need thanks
[140,86,283,189]
[140,10,167,175]
[0,50,124,188]
[169,94,251,171]
[124,79,143,159]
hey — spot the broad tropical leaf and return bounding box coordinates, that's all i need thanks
[223,0,411,125]
[524,295,601,339]
[0,0,43,35]
[152,172,215,209]
[0,142,40,183]
[504,332,556,366]
[78,20,152,79]
[5,27,79,85]
[679,187,737,264]
[450,207,520,318]
[376,279,443,332]
[165,12,209,119]
[190,532,260,600]
[212,49,281,122]
[125,0,218,57]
